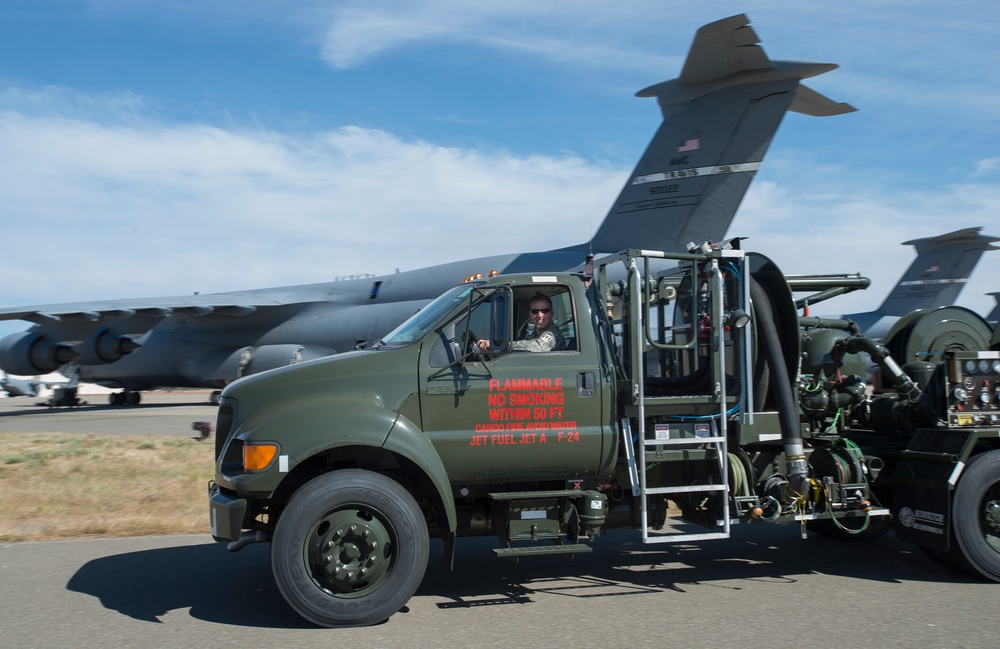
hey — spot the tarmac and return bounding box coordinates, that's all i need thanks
[0,390,220,437]
[2,391,1000,646]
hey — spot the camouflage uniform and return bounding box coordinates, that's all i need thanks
[510,325,566,352]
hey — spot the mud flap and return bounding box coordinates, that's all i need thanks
[891,428,970,551]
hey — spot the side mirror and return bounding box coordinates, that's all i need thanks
[490,289,512,352]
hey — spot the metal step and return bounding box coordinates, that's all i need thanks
[645,484,727,495]
[643,436,726,446]
[642,531,729,544]
[489,489,585,500]
[794,507,891,521]
[493,544,593,558]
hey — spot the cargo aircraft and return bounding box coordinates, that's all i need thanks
[0,14,856,405]
[0,371,43,398]
[801,227,999,341]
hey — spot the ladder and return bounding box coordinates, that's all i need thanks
[623,417,730,543]
[623,249,751,544]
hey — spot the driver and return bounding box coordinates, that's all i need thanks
[476,294,566,353]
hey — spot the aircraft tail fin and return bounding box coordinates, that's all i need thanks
[584,14,854,254]
[874,227,1000,317]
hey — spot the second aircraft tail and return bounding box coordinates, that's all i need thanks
[873,227,1000,317]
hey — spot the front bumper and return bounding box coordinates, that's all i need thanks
[208,481,247,542]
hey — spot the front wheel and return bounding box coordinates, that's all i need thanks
[271,469,429,627]
[950,449,1000,581]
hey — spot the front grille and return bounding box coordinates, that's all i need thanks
[215,401,234,459]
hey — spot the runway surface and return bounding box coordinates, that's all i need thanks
[4,526,1000,648]
[0,390,219,437]
[2,392,999,646]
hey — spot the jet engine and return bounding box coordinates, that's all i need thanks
[234,344,336,377]
[0,331,78,375]
[190,344,337,388]
[72,328,142,365]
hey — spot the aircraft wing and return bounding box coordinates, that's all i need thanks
[0,296,263,327]
[0,283,353,327]
[0,281,361,377]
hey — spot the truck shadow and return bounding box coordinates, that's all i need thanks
[65,525,977,628]
[424,525,975,611]
[66,541,308,628]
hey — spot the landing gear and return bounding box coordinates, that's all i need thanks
[109,390,141,406]
[271,469,429,627]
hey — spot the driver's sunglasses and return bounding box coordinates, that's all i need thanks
[530,308,552,314]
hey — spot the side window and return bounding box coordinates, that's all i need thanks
[427,295,494,367]
[456,299,492,342]
[511,286,577,353]
[426,285,578,366]
[550,290,576,349]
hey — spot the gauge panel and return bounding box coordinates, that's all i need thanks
[947,351,1000,427]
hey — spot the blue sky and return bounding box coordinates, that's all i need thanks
[1,0,998,345]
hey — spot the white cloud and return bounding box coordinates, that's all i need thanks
[974,158,1000,177]
[312,1,1000,131]
[2,1,999,341]
[729,157,1000,318]
[4,85,996,341]
[317,0,688,72]
[0,89,622,313]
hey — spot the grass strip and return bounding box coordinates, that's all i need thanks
[0,433,214,542]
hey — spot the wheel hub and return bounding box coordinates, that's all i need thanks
[984,500,1000,530]
[308,510,393,594]
[983,494,1000,554]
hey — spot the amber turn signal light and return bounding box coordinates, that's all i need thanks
[243,443,278,470]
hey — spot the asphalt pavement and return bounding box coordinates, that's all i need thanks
[0,390,219,437]
[4,526,1000,648]
[2,392,1000,647]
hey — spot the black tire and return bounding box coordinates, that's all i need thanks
[271,469,429,627]
[950,449,1000,582]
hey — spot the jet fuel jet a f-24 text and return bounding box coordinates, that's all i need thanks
[0,14,856,405]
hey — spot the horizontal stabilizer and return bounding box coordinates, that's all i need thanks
[789,84,856,116]
[903,226,1000,253]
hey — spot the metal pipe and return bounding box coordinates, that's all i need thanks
[227,529,270,552]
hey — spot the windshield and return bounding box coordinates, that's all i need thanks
[380,284,478,346]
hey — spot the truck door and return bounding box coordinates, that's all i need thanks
[419,284,610,482]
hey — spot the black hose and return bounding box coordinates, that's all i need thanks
[837,335,938,425]
[751,279,809,498]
